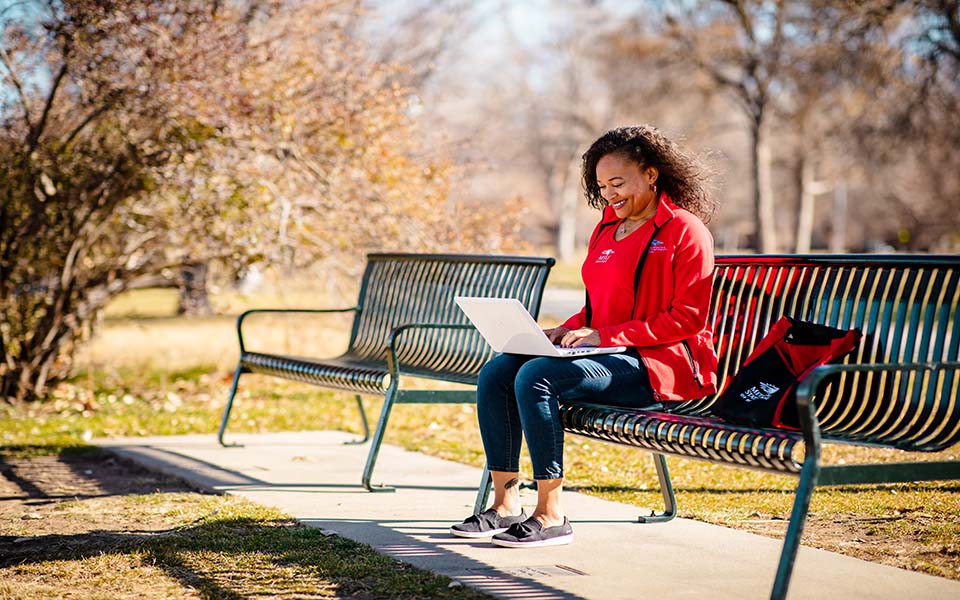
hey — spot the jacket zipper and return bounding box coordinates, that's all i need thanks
[681,340,704,387]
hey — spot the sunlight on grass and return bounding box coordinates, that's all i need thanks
[103,288,181,319]
[102,279,361,321]
[546,254,586,289]
[0,553,192,600]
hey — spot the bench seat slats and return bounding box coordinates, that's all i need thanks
[242,350,480,390]
[235,254,555,395]
[241,352,391,395]
[561,403,804,475]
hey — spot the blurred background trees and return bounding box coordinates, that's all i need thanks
[396,0,958,255]
[1,0,958,402]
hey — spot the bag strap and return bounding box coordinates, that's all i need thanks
[585,220,617,328]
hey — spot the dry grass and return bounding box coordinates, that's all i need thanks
[0,449,487,600]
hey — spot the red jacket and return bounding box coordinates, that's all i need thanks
[562,196,719,401]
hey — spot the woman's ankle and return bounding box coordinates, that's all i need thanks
[491,502,522,517]
[531,511,565,528]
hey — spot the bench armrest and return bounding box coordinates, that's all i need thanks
[794,361,960,454]
[385,323,476,379]
[235,307,359,352]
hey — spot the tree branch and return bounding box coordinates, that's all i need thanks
[0,44,34,130]
[723,0,757,45]
[767,0,787,79]
[27,59,70,152]
[60,101,115,152]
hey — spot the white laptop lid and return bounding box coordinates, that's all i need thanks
[454,296,626,357]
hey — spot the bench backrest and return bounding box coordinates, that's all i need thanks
[676,255,960,452]
[347,253,555,384]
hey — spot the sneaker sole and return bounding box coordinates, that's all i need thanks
[450,526,509,538]
[490,533,574,548]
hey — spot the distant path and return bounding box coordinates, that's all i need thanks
[540,287,584,320]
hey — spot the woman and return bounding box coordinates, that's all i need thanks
[451,125,719,548]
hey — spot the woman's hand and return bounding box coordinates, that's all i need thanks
[543,326,571,344]
[559,327,601,348]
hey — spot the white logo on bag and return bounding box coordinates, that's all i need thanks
[596,249,615,263]
[740,381,780,403]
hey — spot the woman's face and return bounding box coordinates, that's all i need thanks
[596,153,659,220]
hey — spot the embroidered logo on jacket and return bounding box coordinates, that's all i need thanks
[596,249,615,263]
[649,239,668,253]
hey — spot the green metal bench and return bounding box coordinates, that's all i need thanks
[219,252,554,491]
[474,254,960,600]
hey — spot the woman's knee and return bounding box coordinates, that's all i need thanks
[514,357,563,399]
[514,358,544,387]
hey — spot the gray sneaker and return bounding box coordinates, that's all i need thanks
[450,508,528,538]
[491,516,573,548]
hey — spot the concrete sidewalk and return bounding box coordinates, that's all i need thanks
[97,431,959,600]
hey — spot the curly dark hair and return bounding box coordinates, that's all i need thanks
[581,125,716,222]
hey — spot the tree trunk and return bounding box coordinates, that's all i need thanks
[831,179,848,253]
[751,119,778,253]
[177,261,212,316]
[795,156,816,253]
[2,310,73,403]
[557,178,579,263]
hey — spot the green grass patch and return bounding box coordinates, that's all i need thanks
[1,370,366,447]
[545,251,586,289]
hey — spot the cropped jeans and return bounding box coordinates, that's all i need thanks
[476,350,657,480]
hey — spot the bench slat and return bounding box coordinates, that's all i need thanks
[241,352,390,394]
[561,403,804,475]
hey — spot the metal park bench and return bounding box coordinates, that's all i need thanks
[219,252,554,491]
[475,254,960,600]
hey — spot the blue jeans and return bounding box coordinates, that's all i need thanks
[476,350,656,480]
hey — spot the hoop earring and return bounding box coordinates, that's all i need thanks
[649,183,656,192]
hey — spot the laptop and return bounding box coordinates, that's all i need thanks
[455,296,627,357]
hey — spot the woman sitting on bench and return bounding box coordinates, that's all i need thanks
[450,125,719,547]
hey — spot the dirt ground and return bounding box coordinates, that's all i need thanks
[1,449,957,583]
[734,509,959,579]
[0,449,199,568]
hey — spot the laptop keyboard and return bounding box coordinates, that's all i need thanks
[555,345,601,356]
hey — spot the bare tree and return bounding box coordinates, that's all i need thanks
[841,0,960,250]
[658,1,801,252]
[495,0,613,261]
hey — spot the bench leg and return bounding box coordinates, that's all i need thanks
[343,394,371,445]
[770,459,819,600]
[473,467,492,514]
[637,453,677,523]
[217,365,245,448]
[361,385,398,492]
